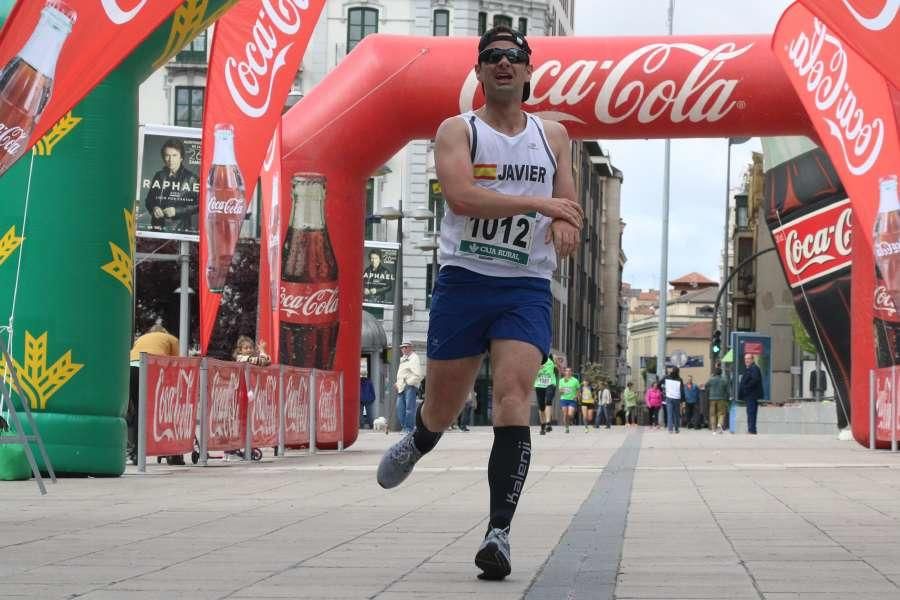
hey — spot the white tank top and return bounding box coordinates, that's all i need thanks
[438,110,557,279]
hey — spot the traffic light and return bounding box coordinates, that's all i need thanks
[711,329,722,355]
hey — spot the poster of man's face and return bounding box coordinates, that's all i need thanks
[363,243,399,308]
[136,126,202,240]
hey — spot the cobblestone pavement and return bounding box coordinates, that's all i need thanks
[1,427,899,599]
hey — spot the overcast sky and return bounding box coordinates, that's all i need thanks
[573,0,793,290]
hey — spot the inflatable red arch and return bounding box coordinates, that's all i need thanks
[281,34,825,448]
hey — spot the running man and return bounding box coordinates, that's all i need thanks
[534,354,558,435]
[557,367,579,433]
[376,26,582,581]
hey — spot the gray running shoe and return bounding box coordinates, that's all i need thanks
[377,431,422,489]
[475,527,511,580]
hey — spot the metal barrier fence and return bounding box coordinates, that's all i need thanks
[137,354,344,472]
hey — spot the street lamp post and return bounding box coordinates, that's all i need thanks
[721,136,750,353]
[374,204,433,430]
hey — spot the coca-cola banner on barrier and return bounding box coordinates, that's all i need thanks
[773,4,900,446]
[199,0,325,354]
[282,366,310,447]
[257,128,282,363]
[873,366,900,441]
[0,0,185,178]
[314,370,342,445]
[205,358,247,451]
[798,0,900,89]
[143,356,200,457]
[246,364,279,448]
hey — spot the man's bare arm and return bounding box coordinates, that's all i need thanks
[434,117,583,227]
[544,119,581,258]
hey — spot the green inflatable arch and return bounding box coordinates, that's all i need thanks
[0,0,235,476]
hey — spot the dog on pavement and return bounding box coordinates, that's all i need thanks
[373,416,388,432]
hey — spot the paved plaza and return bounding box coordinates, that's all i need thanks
[1,427,899,599]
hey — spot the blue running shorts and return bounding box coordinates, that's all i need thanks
[427,266,551,361]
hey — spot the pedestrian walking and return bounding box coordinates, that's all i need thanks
[739,353,764,434]
[458,387,477,431]
[360,373,376,430]
[376,25,583,582]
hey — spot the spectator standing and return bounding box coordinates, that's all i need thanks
[395,341,424,433]
[557,368,580,433]
[645,380,663,429]
[360,374,376,429]
[233,335,271,366]
[739,353,764,434]
[458,387,477,431]
[662,367,685,433]
[623,382,638,428]
[706,367,730,434]
[598,381,613,429]
[683,375,701,429]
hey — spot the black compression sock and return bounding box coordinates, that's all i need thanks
[488,426,531,531]
[412,403,442,454]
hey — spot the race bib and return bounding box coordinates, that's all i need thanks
[537,373,552,386]
[458,214,535,265]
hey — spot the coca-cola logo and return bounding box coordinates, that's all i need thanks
[875,239,900,257]
[101,0,147,25]
[209,370,241,441]
[224,0,311,118]
[0,123,27,155]
[208,196,245,215]
[842,0,899,31]
[152,367,196,443]
[459,42,751,125]
[251,373,278,438]
[772,200,853,287]
[785,19,884,176]
[875,285,897,316]
[280,286,339,319]
[317,377,339,433]
[284,373,309,434]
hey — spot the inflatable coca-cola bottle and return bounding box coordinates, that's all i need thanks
[279,173,339,370]
[279,173,339,369]
[764,137,852,428]
[873,175,900,368]
[205,124,246,292]
[0,1,76,176]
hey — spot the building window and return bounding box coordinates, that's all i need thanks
[478,12,487,35]
[433,9,449,36]
[347,7,378,53]
[735,193,749,229]
[176,30,207,64]
[518,17,528,34]
[174,86,204,127]
[428,179,444,230]
[736,303,753,331]
[493,14,513,28]
[365,178,375,240]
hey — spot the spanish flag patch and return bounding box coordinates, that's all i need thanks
[473,164,497,180]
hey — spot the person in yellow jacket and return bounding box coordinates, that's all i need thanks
[127,322,180,464]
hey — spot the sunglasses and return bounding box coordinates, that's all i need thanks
[478,47,529,65]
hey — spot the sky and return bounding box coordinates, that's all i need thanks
[573,0,794,291]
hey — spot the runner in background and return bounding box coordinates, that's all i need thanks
[557,368,580,434]
[534,354,558,435]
